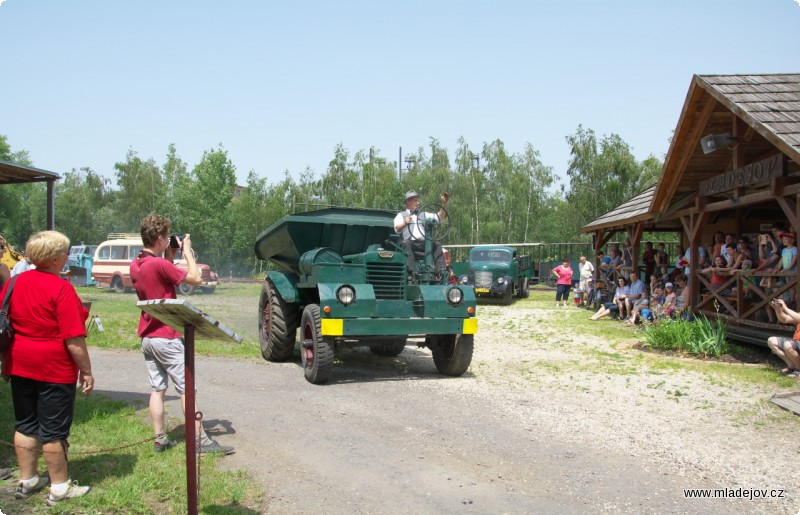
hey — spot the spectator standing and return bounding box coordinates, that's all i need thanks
[0,231,93,505]
[711,232,725,261]
[757,229,784,272]
[642,242,657,284]
[680,245,707,278]
[655,243,669,277]
[11,255,33,276]
[0,243,10,287]
[597,250,612,280]
[772,231,798,274]
[552,258,573,307]
[578,256,594,306]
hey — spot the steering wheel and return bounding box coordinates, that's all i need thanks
[409,204,451,242]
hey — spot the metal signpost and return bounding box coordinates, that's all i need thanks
[137,299,242,515]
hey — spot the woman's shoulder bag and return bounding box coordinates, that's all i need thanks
[0,275,19,352]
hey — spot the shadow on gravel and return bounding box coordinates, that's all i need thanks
[289,346,475,385]
[94,389,181,408]
[204,503,261,514]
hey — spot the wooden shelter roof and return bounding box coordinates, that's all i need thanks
[583,185,655,230]
[583,73,800,233]
[0,159,60,230]
[0,159,61,184]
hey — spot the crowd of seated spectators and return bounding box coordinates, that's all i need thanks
[583,225,797,326]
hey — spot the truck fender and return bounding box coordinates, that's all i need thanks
[266,271,300,303]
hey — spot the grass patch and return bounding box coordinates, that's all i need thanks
[0,283,264,512]
[642,315,729,357]
[80,284,262,359]
[0,386,261,513]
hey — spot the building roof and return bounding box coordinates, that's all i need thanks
[584,73,800,233]
[0,159,61,185]
[652,73,800,215]
[583,185,655,230]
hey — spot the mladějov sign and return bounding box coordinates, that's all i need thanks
[699,154,785,197]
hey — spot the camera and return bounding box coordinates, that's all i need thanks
[169,234,184,249]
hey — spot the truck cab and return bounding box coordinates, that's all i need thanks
[459,245,531,304]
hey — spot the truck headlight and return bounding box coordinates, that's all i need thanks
[337,285,356,305]
[447,286,464,306]
[460,275,469,284]
[497,277,505,284]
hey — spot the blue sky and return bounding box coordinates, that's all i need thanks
[2,0,798,189]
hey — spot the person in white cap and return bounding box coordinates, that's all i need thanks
[394,190,449,275]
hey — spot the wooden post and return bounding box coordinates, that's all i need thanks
[184,324,198,515]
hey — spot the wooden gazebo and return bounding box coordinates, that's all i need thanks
[584,73,800,343]
[0,159,60,230]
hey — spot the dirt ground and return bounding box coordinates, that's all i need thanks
[83,290,800,514]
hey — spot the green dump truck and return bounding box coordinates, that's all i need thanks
[254,207,478,384]
[455,245,532,305]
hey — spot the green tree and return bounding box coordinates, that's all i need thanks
[0,135,44,246]
[161,143,190,223]
[113,149,165,232]
[564,125,662,237]
[177,145,237,270]
[55,167,111,244]
[321,144,360,207]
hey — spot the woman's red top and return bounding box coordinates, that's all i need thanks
[553,265,573,285]
[0,269,88,384]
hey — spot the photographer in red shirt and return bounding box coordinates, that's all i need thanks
[130,215,233,455]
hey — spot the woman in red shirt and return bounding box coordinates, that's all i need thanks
[0,231,93,505]
[551,258,573,307]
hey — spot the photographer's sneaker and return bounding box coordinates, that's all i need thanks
[198,439,235,455]
[15,475,50,499]
[154,434,177,452]
[45,480,90,506]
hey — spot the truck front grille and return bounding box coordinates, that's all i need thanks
[366,262,406,300]
[475,271,493,288]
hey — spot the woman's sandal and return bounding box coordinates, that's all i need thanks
[781,367,793,374]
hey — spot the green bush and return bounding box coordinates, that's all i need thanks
[642,314,729,357]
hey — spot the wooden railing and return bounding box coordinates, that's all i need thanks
[696,270,797,331]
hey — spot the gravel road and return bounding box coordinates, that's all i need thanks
[88,298,800,514]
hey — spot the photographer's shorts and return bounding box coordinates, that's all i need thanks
[142,337,187,394]
[772,336,800,353]
[11,376,76,443]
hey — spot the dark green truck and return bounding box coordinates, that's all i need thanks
[453,245,532,305]
[254,208,478,384]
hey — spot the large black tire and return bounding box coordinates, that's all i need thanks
[178,283,195,295]
[502,284,513,305]
[369,338,407,357]
[259,279,299,362]
[430,334,474,376]
[300,304,334,384]
[112,277,125,294]
[518,277,530,298]
[201,286,216,294]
